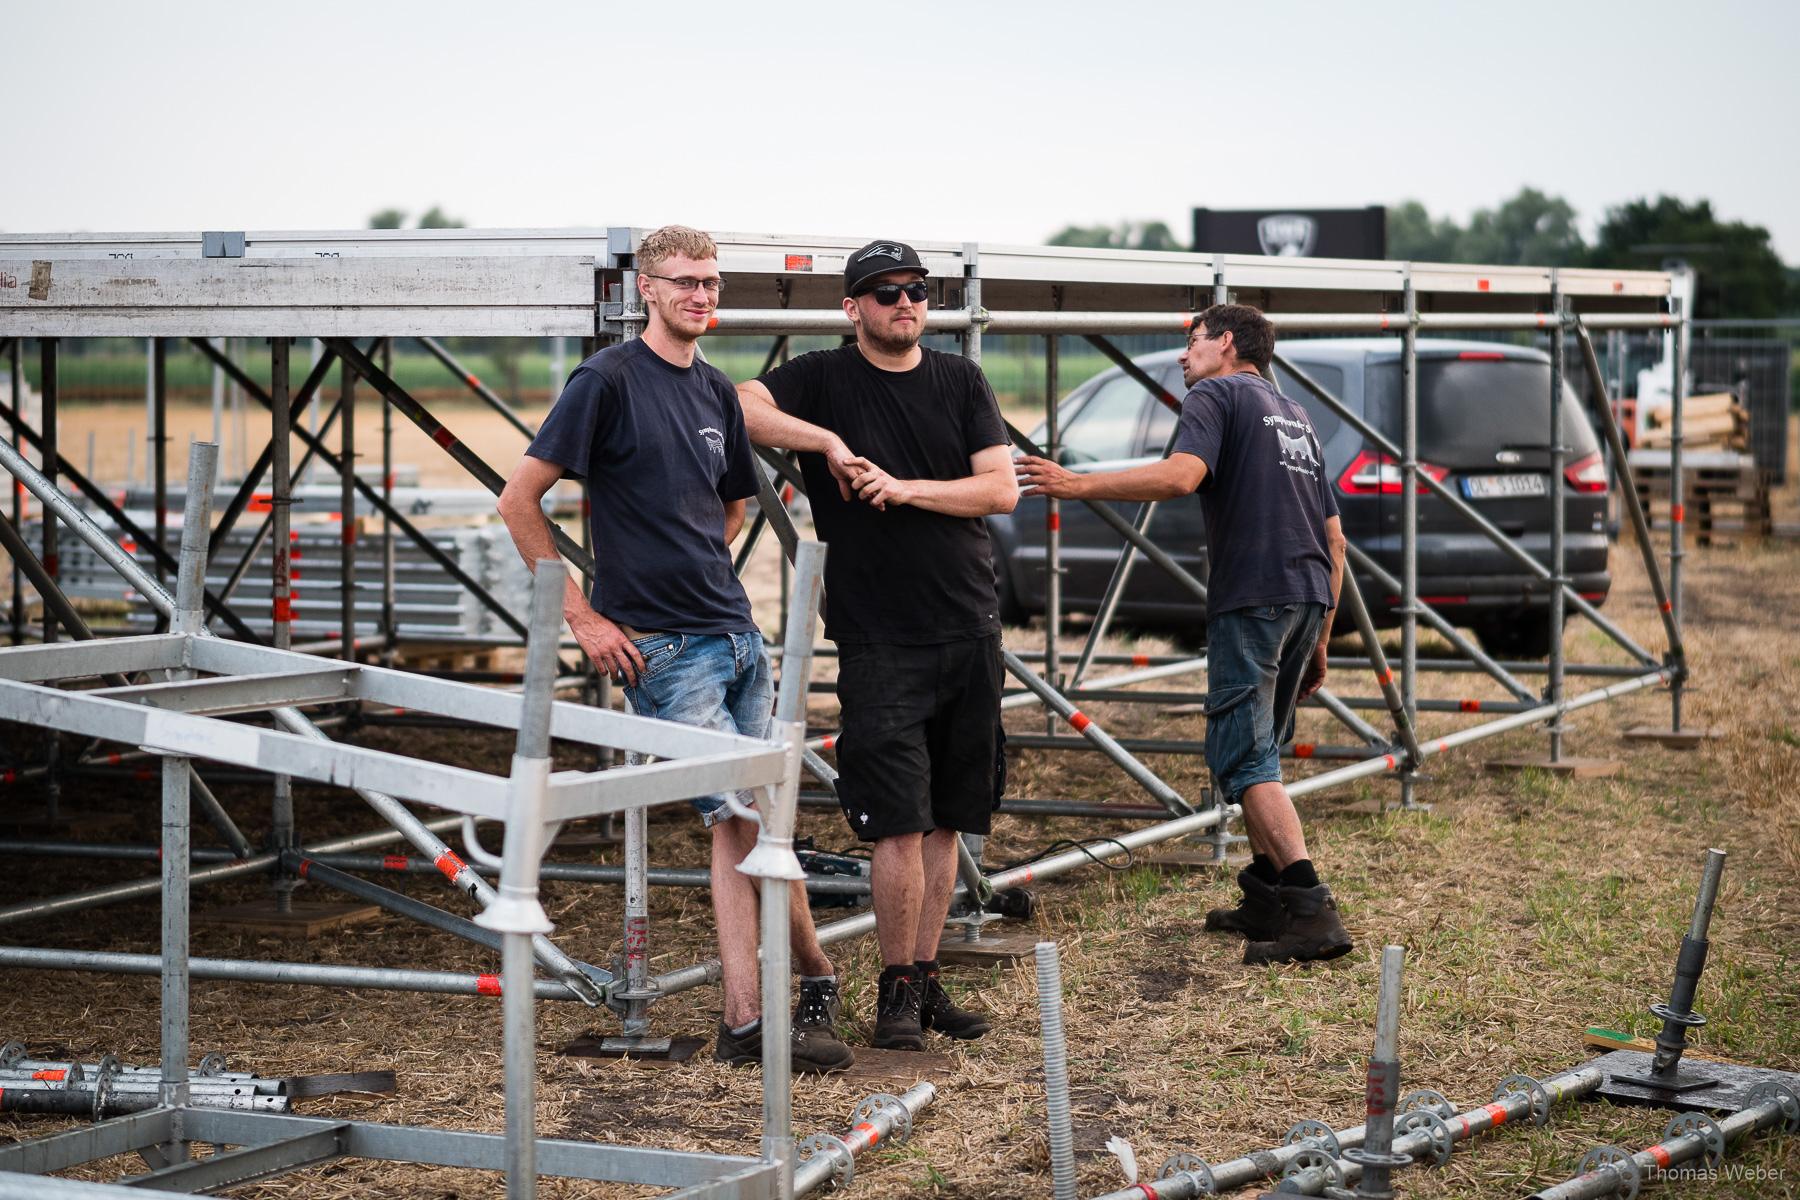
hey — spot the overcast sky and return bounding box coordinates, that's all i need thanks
[10,0,1798,260]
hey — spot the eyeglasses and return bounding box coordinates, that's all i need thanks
[859,280,930,306]
[644,273,725,296]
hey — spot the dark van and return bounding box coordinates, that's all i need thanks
[989,339,1609,658]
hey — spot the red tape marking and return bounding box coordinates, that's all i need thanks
[432,427,457,450]
[0,771,13,785]
[1670,504,1685,523]
[1437,740,1448,753]
[1294,744,1315,758]
[105,753,122,765]
[434,851,466,881]
[1460,699,1481,713]
[821,735,836,751]
[271,598,293,623]
[1477,279,1491,291]
[1660,600,1672,613]
[1019,867,1035,883]
[1136,1185,1161,1200]
[382,855,408,871]
[464,373,481,389]
[297,859,313,879]
[1647,1145,1673,1168]
[1047,512,1061,531]
[476,974,502,996]
[249,494,272,513]
[1131,654,1150,667]
[853,1121,878,1147]
[31,1070,64,1081]
[1484,1102,1509,1126]
[1384,754,1398,770]
[706,316,719,330]
[1068,710,1091,732]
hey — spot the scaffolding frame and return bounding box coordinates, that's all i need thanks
[1,228,1688,1039]
[0,442,831,1197]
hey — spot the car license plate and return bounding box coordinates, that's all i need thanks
[1462,473,1547,499]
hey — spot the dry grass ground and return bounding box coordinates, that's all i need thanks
[0,411,1796,1196]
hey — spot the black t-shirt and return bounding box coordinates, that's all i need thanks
[759,346,1009,644]
[1172,371,1340,616]
[525,338,759,635]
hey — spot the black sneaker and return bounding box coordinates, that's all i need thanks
[871,968,925,1051]
[792,979,854,1072]
[919,968,991,1040]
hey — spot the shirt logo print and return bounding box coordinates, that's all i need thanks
[698,426,726,458]
[1277,428,1319,467]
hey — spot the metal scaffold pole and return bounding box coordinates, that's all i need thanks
[270,339,296,915]
[1547,285,1567,763]
[1668,296,1688,731]
[1399,280,1421,809]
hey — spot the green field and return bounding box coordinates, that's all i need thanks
[9,336,1149,411]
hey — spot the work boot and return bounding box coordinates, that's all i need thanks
[1243,884,1354,966]
[918,965,992,1040]
[871,967,925,1051]
[1203,869,1284,941]
[712,1008,854,1074]
[791,979,855,1072]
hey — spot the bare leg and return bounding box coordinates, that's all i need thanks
[788,879,834,978]
[1238,781,1309,871]
[911,828,960,963]
[871,832,924,967]
[711,816,762,1027]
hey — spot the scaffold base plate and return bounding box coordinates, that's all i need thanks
[559,1033,706,1063]
[1483,755,1622,779]
[1586,1050,1800,1113]
[1622,726,1725,749]
[935,925,1041,966]
[197,900,382,939]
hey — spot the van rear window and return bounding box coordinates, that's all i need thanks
[1367,358,1598,467]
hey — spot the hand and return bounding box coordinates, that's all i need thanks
[847,457,914,510]
[1014,453,1085,499]
[1297,642,1328,701]
[567,607,646,685]
[823,437,859,502]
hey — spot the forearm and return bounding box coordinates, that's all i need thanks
[898,473,1015,518]
[723,499,746,544]
[1318,543,1346,645]
[740,391,841,455]
[1072,463,1195,503]
[498,492,589,618]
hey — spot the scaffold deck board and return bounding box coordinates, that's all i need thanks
[1483,755,1623,779]
[935,925,1042,966]
[196,900,382,939]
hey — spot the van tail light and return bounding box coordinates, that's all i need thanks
[1564,451,1608,493]
[1338,450,1450,495]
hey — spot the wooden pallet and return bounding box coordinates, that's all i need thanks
[1630,461,1772,546]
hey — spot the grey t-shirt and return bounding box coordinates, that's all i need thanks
[1172,371,1339,616]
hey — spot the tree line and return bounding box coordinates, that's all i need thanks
[1048,191,1798,320]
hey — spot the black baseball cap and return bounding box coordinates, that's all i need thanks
[845,239,928,297]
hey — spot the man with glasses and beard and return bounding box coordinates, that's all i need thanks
[498,225,853,1074]
[736,240,1017,1051]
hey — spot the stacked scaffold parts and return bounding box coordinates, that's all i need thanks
[0,1041,395,1117]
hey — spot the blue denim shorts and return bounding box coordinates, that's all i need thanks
[622,631,772,826]
[1204,603,1326,805]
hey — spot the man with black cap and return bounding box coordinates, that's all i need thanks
[736,239,1018,1050]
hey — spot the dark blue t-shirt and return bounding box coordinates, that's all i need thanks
[1171,371,1340,616]
[525,339,759,635]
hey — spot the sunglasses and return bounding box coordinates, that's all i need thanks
[859,280,930,306]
